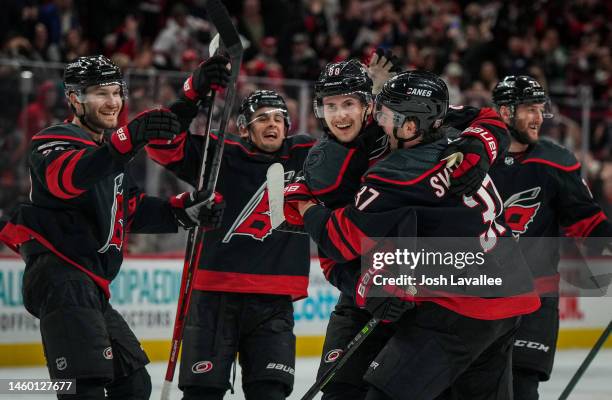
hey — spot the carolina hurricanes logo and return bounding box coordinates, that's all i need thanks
[222,170,294,243]
[324,349,343,363]
[103,347,113,360]
[99,174,125,253]
[503,187,542,236]
[192,361,213,373]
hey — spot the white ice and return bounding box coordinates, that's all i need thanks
[0,350,610,399]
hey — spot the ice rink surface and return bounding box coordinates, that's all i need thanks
[0,350,611,399]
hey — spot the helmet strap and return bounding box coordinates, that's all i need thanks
[507,104,536,145]
[70,102,102,136]
[71,94,124,138]
[394,126,421,148]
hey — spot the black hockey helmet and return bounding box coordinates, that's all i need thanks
[313,59,373,119]
[492,75,553,118]
[236,90,290,130]
[64,55,127,101]
[374,70,448,135]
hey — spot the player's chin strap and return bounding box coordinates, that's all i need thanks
[393,126,421,148]
[70,102,105,137]
[506,104,531,145]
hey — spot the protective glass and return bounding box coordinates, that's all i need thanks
[75,81,128,103]
[246,108,288,126]
[373,103,406,128]
[518,99,554,120]
[314,91,369,119]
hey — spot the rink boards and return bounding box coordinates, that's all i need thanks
[0,257,610,366]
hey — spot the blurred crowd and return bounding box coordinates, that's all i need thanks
[0,0,610,251]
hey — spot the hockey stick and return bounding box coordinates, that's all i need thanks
[266,167,312,234]
[558,319,611,400]
[161,2,242,399]
[267,163,285,229]
[300,318,380,400]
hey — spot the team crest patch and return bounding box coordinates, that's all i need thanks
[192,361,213,374]
[324,349,343,363]
[103,347,113,360]
[56,357,67,371]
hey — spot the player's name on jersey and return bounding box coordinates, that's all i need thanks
[373,274,503,287]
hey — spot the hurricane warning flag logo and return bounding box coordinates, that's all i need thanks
[503,187,542,236]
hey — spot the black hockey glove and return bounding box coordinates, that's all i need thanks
[170,55,231,132]
[170,191,225,229]
[109,109,180,157]
[355,265,414,323]
[368,47,402,95]
[440,136,491,197]
[182,55,231,101]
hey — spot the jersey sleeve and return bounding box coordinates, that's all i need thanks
[303,179,418,264]
[555,167,611,240]
[125,186,179,234]
[304,123,387,208]
[448,106,510,164]
[304,136,369,207]
[145,131,217,188]
[29,138,125,200]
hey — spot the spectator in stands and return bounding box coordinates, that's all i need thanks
[283,33,319,80]
[38,0,80,46]
[152,3,207,70]
[30,23,61,63]
[15,80,59,162]
[181,49,199,73]
[104,14,140,60]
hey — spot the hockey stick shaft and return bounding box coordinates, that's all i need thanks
[300,318,380,400]
[558,319,611,400]
[162,91,216,395]
[161,2,242,397]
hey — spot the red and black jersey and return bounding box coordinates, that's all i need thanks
[304,106,513,300]
[146,132,315,299]
[490,138,611,294]
[0,123,179,298]
[305,122,389,209]
[303,138,540,320]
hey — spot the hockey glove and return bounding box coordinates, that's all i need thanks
[368,47,402,95]
[182,55,231,101]
[109,109,180,157]
[170,191,225,229]
[355,265,414,323]
[440,137,491,197]
[284,181,316,227]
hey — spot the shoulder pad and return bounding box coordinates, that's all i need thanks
[522,138,580,171]
[304,135,355,193]
[32,123,97,146]
[365,140,446,187]
[285,134,316,147]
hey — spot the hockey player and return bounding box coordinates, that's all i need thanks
[287,71,541,400]
[489,75,612,400]
[145,56,315,399]
[0,55,225,399]
[302,57,521,399]
[301,57,399,400]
